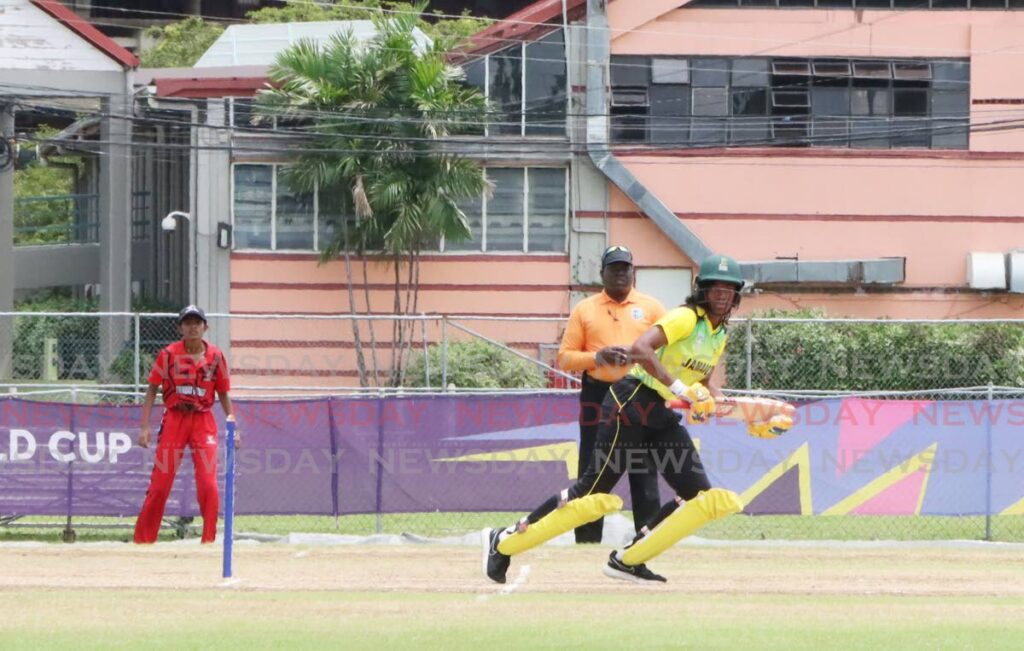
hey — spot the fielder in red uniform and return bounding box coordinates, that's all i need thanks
[134,305,237,544]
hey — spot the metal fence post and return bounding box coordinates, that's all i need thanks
[441,316,449,392]
[133,312,141,402]
[985,383,994,542]
[375,389,385,535]
[63,398,77,542]
[745,318,753,391]
[421,316,430,389]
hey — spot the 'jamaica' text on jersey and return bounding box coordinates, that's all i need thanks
[629,306,728,401]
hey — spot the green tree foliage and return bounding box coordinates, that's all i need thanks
[140,2,487,71]
[13,292,181,383]
[12,290,99,380]
[725,309,1024,393]
[14,126,77,245]
[247,0,487,42]
[139,17,225,68]
[423,9,488,42]
[256,7,489,387]
[404,340,547,389]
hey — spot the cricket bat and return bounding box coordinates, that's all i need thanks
[665,396,795,424]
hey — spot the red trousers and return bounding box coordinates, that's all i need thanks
[134,409,219,543]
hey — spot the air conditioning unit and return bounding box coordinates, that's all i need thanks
[967,252,1006,290]
[1007,250,1024,294]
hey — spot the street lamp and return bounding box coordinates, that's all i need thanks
[161,210,191,232]
[162,210,195,303]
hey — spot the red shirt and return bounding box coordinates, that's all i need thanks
[148,340,230,411]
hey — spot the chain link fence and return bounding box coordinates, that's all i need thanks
[5,313,1022,398]
[1,312,1022,542]
[0,311,579,399]
[725,317,1024,400]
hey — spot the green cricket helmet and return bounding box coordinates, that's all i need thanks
[693,254,744,315]
[696,254,744,289]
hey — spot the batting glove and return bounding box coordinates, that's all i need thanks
[747,413,793,440]
[669,380,716,424]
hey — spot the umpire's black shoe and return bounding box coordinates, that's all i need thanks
[482,527,511,584]
[602,551,667,584]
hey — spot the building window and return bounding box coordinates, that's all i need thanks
[609,56,970,149]
[688,0,1024,6]
[232,164,318,251]
[233,164,273,249]
[445,167,568,253]
[232,164,568,254]
[131,191,151,241]
[462,29,568,137]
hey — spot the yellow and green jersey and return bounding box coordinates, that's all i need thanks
[628,306,728,400]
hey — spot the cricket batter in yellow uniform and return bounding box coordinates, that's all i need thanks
[483,254,792,584]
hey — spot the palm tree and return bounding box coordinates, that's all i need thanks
[256,6,489,387]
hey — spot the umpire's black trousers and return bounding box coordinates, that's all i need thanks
[574,373,661,543]
[568,377,712,520]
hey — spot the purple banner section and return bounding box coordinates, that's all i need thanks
[2,396,1024,518]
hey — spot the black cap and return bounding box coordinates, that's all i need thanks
[601,245,633,268]
[178,305,207,324]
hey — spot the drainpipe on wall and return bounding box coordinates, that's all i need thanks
[0,104,15,381]
[583,0,905,287]
[584,0,711,265]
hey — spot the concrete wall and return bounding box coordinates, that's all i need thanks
[228,254,572,389]
[602,3,1024,318]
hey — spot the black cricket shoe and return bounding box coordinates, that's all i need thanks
[602,551,667,584]
[482,527,511,584]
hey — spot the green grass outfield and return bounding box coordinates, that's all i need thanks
[3,544,1024,650]
[3,512,1023,543]
[6,591,1024,650]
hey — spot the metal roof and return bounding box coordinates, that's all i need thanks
[194,20,432,68]
[23,0,139,69]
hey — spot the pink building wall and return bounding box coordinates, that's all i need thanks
[226,3,1024,387]
[230,254,571,387]
[606,3,1024,319]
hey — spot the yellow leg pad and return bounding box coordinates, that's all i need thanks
[621,488,742,566]
[497,494,623,556]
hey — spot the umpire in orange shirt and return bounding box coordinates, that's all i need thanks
[557,245,666,543]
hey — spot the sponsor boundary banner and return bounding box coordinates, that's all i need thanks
[1,396,1022,518]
